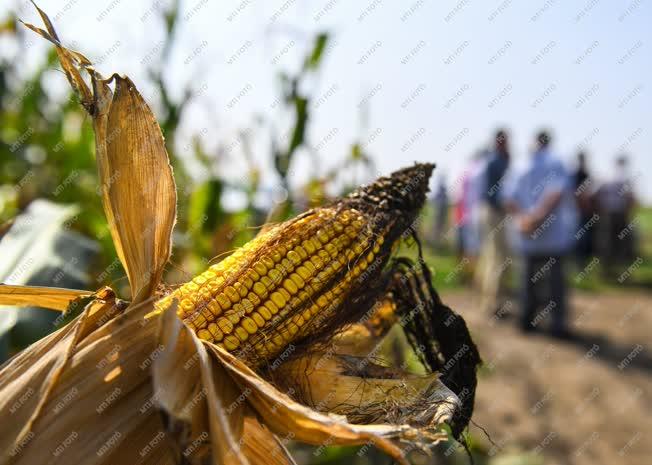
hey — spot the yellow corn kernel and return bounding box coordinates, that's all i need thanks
[295,265,311,281]
[241,317,258,334]
[253,282,267,297]
[235,326,249,342]
[316,229,329,244]
[264,300,279,315]
[260,276,273,291]
[241,276,253,290]
[268,268,283,285]
[280,258,292,274]
[279,288,291,302]
[241,298,254,314]
[198,287,212,302]
[310,255,324,270]
[258,307,272,321]
[270,291,287,309]
[309,237,322,250]
[248,292,261,306]
[180,299,195,314]
[245,268,259,282]
[207,323,223,341]
[302,239,316,254]
[303,261,316,275]
[233,303,246,317]
[191,313,207,329]
[216,293,231,311]
[251,313,265,328]
[224,286,239,303]
[287,250,301,265]
[207,300,222,317]
[261,256,274,270]
[217,318,234,334]
[324,243,336,257]
[253,261,267,277]
[185,282,200,292]
[224,335,240,350]
[234,281,248,297]
[199,305,213,322]
[289,273,305,289]
[283,279,298,295]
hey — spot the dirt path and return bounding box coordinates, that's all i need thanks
[442,290,651,465]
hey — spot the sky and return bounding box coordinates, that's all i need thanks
[3,0,652,205]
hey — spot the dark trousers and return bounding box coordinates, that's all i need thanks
[603,211,633,272]
[521,255,567,334]
[575,213,595,267]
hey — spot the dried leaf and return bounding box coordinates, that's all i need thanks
[154,302,247,465]
[96,75,177,304]
[0,284,92,311]
[209,344,415,465]
[241,417,297,465]
[20,16,93,111]
[23,7,177,305]
[272,352,458,429]
[29,1,60,42]
[0,307,81,462]
[0,295,177,464]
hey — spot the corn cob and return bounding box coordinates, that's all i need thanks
[155,163,434,366]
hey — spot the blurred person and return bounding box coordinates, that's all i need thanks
[503,131,578,338]
[475,129,512,314]
[572,151,597,267]
[432,174,449,249]
[596,155,637,277]
[453,191,466,258]
[455,150,488,264]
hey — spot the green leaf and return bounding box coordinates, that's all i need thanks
[304,33,329,70]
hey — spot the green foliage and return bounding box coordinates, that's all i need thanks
[304,33,329,70]
[188,179,225,255]
[0,41,121,279]
[273,32,329,192]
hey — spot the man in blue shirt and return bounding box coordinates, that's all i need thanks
[476,130,511,315]
[503,131,578,337]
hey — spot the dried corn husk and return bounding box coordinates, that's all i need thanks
[23,3,176,305]
[0,285,93,311]
[270,352,457,429]
[0,292,459,465]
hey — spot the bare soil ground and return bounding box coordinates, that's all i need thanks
[443,289,651,465]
